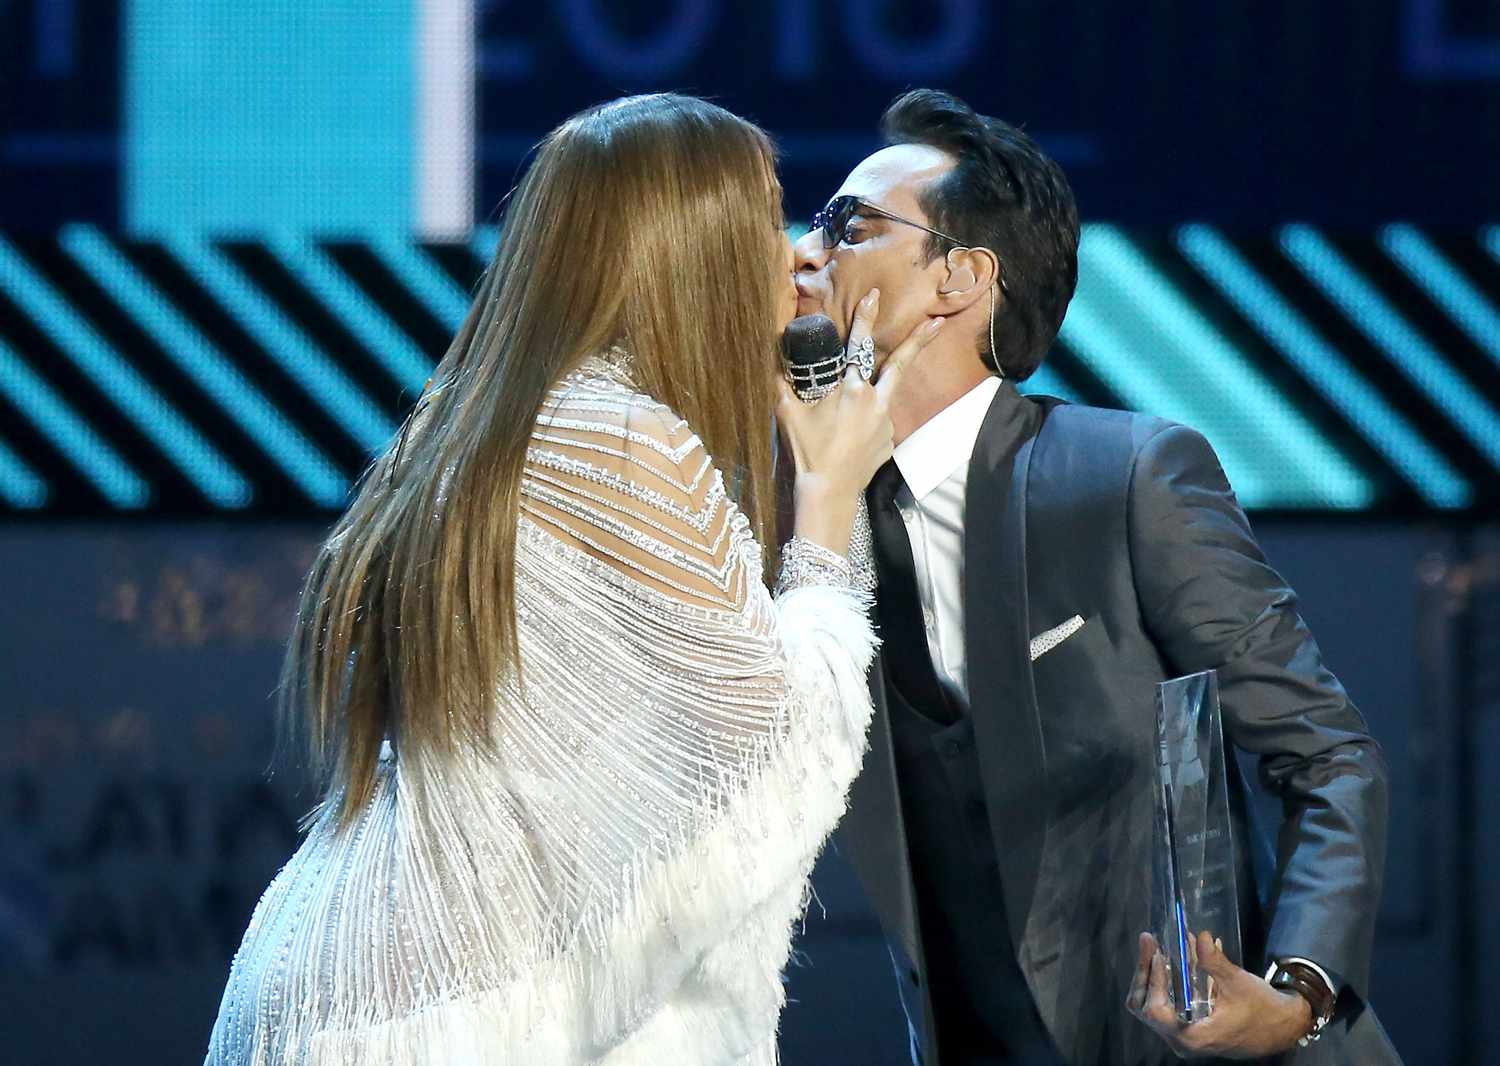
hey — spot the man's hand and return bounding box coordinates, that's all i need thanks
[1125,932,1313,1059]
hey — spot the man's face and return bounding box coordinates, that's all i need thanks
[794,144,955,360]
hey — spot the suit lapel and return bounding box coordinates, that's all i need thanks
[965,397,1050,959]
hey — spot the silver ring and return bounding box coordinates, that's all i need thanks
[851,335,876,381]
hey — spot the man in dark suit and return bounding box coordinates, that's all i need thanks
[793,90,1400,1065]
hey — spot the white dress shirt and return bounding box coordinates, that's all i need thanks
[890,375,1002,712]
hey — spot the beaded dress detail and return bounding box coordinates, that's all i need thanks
[204,357,878,1065]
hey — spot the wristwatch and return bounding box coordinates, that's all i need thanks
[1264,959,1336,1046]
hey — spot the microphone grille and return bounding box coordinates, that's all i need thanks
[781,313,844,368]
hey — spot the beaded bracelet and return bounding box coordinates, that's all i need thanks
[774,536,856,597]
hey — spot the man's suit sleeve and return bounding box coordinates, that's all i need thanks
[1125,422,1389,1006]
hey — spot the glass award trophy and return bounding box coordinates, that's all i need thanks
[1151,670,1241,1022]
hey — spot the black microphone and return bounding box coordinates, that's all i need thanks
[781,313,848,402]
[779,313,876,592]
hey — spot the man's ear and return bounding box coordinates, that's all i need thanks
[935,247,999,312]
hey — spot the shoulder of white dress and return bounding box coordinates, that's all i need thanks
[535,372,706,482]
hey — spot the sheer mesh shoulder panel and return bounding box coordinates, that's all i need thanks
[522,370,750,612]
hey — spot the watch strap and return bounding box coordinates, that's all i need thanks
[1265,960,1336,1046]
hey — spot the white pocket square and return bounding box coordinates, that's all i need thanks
[1029,615,1085,661]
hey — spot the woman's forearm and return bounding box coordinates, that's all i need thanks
[790,474,859,558]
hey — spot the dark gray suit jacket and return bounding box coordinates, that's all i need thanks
[838,393,1401,1066]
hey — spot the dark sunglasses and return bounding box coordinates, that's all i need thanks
[811,194,1009,294]
[811,195,965,250]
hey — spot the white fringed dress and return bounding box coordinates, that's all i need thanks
[204,358,878,1065]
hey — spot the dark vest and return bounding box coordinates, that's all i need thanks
[870,451,1064,1066]
[884,673,1064,1066]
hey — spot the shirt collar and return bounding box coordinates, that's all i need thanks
[892,376,1004,501]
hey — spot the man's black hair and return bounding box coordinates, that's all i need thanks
[880,89,1080,381]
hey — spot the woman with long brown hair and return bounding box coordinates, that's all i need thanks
[204,93,940,1065]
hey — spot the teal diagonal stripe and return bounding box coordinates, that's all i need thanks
[470,226,499,269]
[0,436,48,508]
[0,337,152,508]
[1284,224,1500,470]
[1181,225,1469,510]
[266,233,433,393]
[370,237,471,333]
[61,225,348,507]
[1062,224,1373,509]
[0,233,250,507]
[164,233,396,455]
[1386,224,1500,374]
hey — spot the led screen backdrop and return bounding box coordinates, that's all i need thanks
[3,8,1499,1065]
[2,0,1500,517]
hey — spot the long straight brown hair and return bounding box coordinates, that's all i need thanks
[283,94,786,827]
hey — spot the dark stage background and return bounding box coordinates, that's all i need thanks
[4,2,1500,1064]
